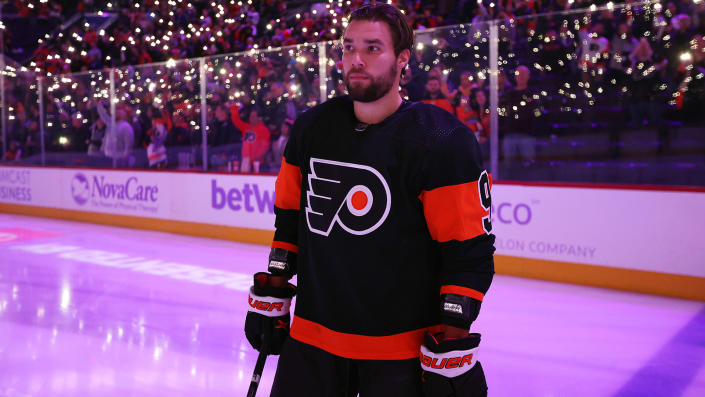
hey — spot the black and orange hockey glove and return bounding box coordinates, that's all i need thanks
[420,332,487,397]
[245,272,296,355]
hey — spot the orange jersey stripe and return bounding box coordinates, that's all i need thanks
[290,315,443,360]
[271,240,298,254]
[440,285,485,301]
[274,157,302,210]
[419,179,491,242]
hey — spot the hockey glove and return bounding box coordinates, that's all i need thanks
[420,332,487,397]
[245,272,296,355]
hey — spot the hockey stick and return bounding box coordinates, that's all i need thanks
[246,326,271,397]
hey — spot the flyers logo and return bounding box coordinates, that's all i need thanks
[306,158,391,236]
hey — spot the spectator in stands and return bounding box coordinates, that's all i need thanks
[674,34,705,122]
[262,81,293,130]
[266,118,292,172]
[628,38,668,125]
[609,23,639,93]
[147,122,168,169]
[399,66,425,101]
[70,113,91,153]
[232,104,270,173]
[448,70,475,110]
[23,119,41,159]
[465,88,491,147]
[7,109,28,151]
[422,76,455,115]
[87,116,106,158]
[578,21,610,83]
[627,38,670,152]
[4,141,22,162]
[166,112,194,168]
[501,65,540,165]
[208,103,242,170]
[96,103,135,168]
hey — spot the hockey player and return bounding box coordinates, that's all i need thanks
[245,4,495,396]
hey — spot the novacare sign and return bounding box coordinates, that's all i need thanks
[66,171,165,216]
[71,173,159,211]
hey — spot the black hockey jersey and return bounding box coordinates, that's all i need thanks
[272,96,495,360]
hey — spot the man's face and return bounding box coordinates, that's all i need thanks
[342,20,401,103]
[249,110,259,125]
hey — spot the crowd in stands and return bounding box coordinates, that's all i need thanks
[3,0,705,174]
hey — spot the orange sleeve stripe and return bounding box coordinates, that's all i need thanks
[290,315,443,360]
[274,157,302,210]
[271,241,298,254]
[419,180,490,242]
[440,285,485,301]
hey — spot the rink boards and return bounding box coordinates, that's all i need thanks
[1,165,704,300]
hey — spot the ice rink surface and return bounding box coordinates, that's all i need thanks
[0,213,703,397]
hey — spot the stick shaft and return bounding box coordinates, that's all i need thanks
[246,329,271,397]
[246,348,268,397]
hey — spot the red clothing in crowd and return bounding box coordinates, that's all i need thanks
[422,98,455,115]
[84,30,98,46]
[230,105,271,163]
[456,106,490,141]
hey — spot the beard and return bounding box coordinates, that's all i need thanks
[344,62,398,103]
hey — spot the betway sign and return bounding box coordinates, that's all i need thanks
[210,179,274,213]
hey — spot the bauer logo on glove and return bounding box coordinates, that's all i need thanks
[248,289,292,316]
[420,350,476,372]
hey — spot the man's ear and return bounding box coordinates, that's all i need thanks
[398,48,411,70]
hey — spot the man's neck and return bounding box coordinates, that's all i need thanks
[353,89,403,125]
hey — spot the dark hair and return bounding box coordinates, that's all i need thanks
[470,88,488,112]
[346,4,415,58]
[240,104,259,121]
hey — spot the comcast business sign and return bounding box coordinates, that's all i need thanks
[71,172,160,214]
